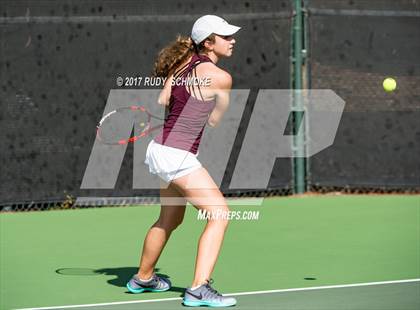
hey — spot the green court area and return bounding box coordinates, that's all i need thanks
[1,195,419,309]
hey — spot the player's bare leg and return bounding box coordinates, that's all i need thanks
[137,182,187,280]
[172,167,230,287]
[173,167,236,307]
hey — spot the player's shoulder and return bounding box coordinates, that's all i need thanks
[197,62,232,88]
[198,62,231,78]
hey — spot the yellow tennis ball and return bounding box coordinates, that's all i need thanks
[383,77,396,92]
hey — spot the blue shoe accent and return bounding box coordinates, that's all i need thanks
[126,282,145,294]
[126,274,171,294]
[183,299,236,307]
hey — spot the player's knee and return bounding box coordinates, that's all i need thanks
[156,216,184,232]
[208,206,230,228]
[171,216,184,231]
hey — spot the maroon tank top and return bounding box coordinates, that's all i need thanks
[154,54,216,154]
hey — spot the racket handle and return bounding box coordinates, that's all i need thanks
[127,136,139,143]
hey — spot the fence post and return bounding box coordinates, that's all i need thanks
[292,0,307,193]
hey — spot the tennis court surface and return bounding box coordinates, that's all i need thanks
[1,195,419,309]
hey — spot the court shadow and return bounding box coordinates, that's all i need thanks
[95,267,185,295]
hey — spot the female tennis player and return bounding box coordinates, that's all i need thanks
[126,15,240,307]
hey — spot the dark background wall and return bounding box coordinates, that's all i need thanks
[0,0,292,204]
[1,0,419,206]
[307,0,420,189]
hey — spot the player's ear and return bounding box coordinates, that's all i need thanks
[203,39,214,51]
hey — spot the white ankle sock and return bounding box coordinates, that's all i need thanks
[139,275,153,282]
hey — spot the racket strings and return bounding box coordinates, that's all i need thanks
[97,106,162,145]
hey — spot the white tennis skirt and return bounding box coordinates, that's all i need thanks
[144,140,202,183]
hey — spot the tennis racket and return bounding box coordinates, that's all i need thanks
[96,105,164,145]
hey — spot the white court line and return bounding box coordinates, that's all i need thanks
[225,278,420,297]
[16,278,420,310]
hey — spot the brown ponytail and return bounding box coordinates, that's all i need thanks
[153,34,217,78]
[153,35,195,78]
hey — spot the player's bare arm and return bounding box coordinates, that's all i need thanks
[205,68,232,127]
[157,74,174,106]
